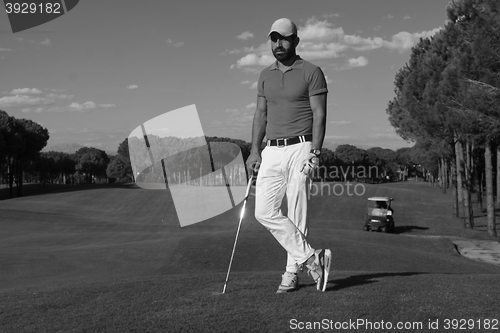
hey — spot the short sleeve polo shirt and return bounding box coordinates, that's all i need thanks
[257,56,328,140]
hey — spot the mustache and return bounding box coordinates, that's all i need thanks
[274,47,286,52]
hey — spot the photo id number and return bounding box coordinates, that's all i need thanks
[443,318,498,330]
[5,2,61,14]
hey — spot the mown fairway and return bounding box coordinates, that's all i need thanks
[1,181,499,332]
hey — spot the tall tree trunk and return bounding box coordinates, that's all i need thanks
[451,159,459,217]
[485,142,497,237]
[464,139,473,228]
[8,155,14,199]
[455,140,464,219]
[448,158,453,189]
[16,159,23,197]
[443,157,448,193]
[438,158,443,191]
[443,157,448,194]
[497,145,500,205]
[438,157,443,190]
[475,148,483,212]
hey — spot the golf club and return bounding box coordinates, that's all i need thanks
[222,171,255,294]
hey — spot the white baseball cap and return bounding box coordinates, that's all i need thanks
[268,18,297,37]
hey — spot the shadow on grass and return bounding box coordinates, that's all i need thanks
[0,182,140,200]
[298,272,425,292]
[392,226,429,234]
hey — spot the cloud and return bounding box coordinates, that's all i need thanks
[45,93,73,100]
[299,18,345,41]
[32,102,116,113]
[0,88,116,113]
[298,42,348,60]
[40,38,51,46]
[0,90,75,108]
[222,48,243,55]
[239,80,258,89]
[229,16,443,69]
[229,41,275,69]
[330,120,352,126]
[13,37,51,45]
[347,56,368,68]
[97,104,115,109]
[343,35,385,51]
[21,107,47,113]
[246,102,256,110]
[166,39,185,48]
[322,13,340,18]
[67,101,116,112]
[237,31,254,40]
[384,28,441,53]
[231,52,275,68]
[127,84,138,89]
[403,15,411,20]
[0,48,14,52]
[0,94,54,107]
[10,88,42,94]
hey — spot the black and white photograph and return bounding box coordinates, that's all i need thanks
[1,0,499,332]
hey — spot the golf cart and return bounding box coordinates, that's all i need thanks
[363,197,395,233]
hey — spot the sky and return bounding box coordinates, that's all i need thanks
[0,0,454,154]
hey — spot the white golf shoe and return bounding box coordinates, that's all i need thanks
[276,272,299,294]
[306,249,332,292]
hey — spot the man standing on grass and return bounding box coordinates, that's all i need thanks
[245,18,331,293]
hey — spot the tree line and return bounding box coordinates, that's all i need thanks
[1,109,424,199]
[386,0,499,236]
[128,133,424,186]
[0,110,133,199]
[1,110,49,198]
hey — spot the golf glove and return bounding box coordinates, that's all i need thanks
[300,153,320,176]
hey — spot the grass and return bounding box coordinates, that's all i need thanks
[1,180,499,332]
[3,273,499,332]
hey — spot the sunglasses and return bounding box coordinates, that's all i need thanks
[270,34,295,43]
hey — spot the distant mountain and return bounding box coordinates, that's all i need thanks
[43,143,85,154]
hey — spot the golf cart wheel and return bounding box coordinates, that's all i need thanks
[363,225,369,231]
[382,226,388,233]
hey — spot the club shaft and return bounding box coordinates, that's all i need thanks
[222,175,253,294]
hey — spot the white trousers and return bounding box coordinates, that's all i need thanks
[254,141,314,273]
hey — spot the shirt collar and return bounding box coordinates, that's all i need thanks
[270,56,304,71]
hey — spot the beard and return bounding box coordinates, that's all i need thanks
[272,46,295,63]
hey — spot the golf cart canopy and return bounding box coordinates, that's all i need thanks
[367,197,394,215]
[367,197,393,202]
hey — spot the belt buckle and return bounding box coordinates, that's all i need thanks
[276,138,286,148]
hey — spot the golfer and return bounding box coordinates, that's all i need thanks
[246,18,331,293]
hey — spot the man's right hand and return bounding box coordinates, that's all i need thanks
[246,151,261,176]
